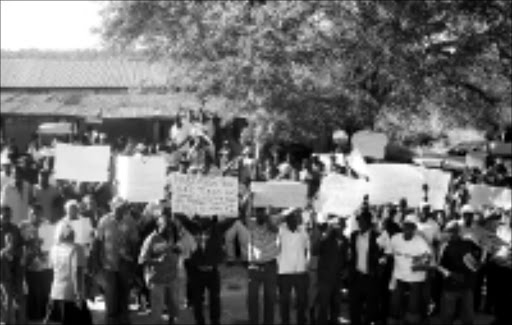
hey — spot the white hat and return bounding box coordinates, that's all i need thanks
[64,199,79,211]
[404,213,419,225]
[461,204,474,214]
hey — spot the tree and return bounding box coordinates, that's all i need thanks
[98,0,511,148]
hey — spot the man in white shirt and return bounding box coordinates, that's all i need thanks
[388,214,432,325]
[1,166,32,225]
[277,210,310,325]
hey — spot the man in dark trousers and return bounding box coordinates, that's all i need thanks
[349,210,383,325]
[176,214,237,325]
[316,216,349,325]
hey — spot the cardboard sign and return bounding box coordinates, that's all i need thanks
[171,174,238,217]
[314,174,369,220]
[367,164,425,207]
[251,181,308,208]
[116,156,167,202]
[352,130,388,159]
[421,168,452,210]
[54,144,111,182]
[466,152,486,169]
[468,184,512,209]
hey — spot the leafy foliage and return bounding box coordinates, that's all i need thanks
[98,0,511,145]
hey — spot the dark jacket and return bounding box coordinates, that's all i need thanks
[317,231,349,284]
[349,229,382,279]
[177,215,237,269]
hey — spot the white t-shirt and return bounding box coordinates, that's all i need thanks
[277,224,310,274]
[49,243,85,300]
[390,233,430,283]
[417,219,441,246]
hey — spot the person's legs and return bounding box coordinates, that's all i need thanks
[118,268,132,324]
[184,259,193,307]
[190,268,206,325]
[316,282,332,325]
[349,274,364,325]
[247,268,262,324]
[262,263,277,325]
[404,281,424,325]
[150,284,165,324]
[104,270,121,325]
[278,274,293,325]
[25,270,38,320]
[295,273,308,324]
[440,290,458,325]
[459,290,475,325]
[166,281,178,325]
[207,269,221,325]
[0,281,14,325]
[389,280,406,325]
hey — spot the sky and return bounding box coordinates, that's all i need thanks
[1,1,105,51]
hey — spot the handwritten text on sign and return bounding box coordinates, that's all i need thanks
[171,174,238,217]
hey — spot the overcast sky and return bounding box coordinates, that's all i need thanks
[1,1,105,51]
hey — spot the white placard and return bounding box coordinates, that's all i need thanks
[54,144,111,182]
[421,168,452,210]
[466,152,486,169]
[171,174,238,217]
[367,164,426,207]
[251,181,308,208]
[468,185,512,210]
[352,130,388,159]
[315,174,369,220]
[117,156,167,202]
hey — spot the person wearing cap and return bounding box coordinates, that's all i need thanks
[94,197,139,324]
[437,220,483,325]
[229,206,280,325]
[0,205,25,324]
[276,209,311,325]
[139,211,183,325]
[388,213,432,325]
[0,165,33,225]
[46,222,86,324]
[348,210,382,325]
[316,215,349,325]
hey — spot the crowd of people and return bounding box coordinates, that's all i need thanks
[0,120,511,325]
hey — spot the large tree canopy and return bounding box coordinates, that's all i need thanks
[99,0,511,145]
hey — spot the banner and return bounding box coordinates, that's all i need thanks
[367,164,425,207]
[251,181,308,208]
[352,130,388,159]
[171,174,238,217]
[468,184,512,210]
[314,174,369,221]
[466,152,486,170]
[421,168,452,210]
[116,156,167,202]
[54,144,111,182]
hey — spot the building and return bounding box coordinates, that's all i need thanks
[0,57,241,149]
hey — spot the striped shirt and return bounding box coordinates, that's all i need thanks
[235,219,279,264]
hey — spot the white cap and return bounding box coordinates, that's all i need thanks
[404,213,419,225]
[64,199,79,211]
[461,204,474,214]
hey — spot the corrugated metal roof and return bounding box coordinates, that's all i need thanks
[0,93,238,119]
[0,58,170,88]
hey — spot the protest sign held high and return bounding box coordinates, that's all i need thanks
[352,130,388,160]
[116,155,167,202]
[54,144,111,182]
[251,181,308,208]
[171,174,239,217]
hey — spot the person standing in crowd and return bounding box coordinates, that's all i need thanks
[175,214,237,325]
[277,209,310,325]
[316,216,349,325]
[139,212,183,325]
[437,220,483,325]
[232,207,280,325]
[20,204,50,322]
[388,214,432,325]
[1,165,32,225]
[0,205,25,325]
[33,169,62,224]
[94,197,139,325]
[81,194,102,229]
[54,200,80,244]
[349,210,382,325]
[0,159,13,193]
[46,223,87,325]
